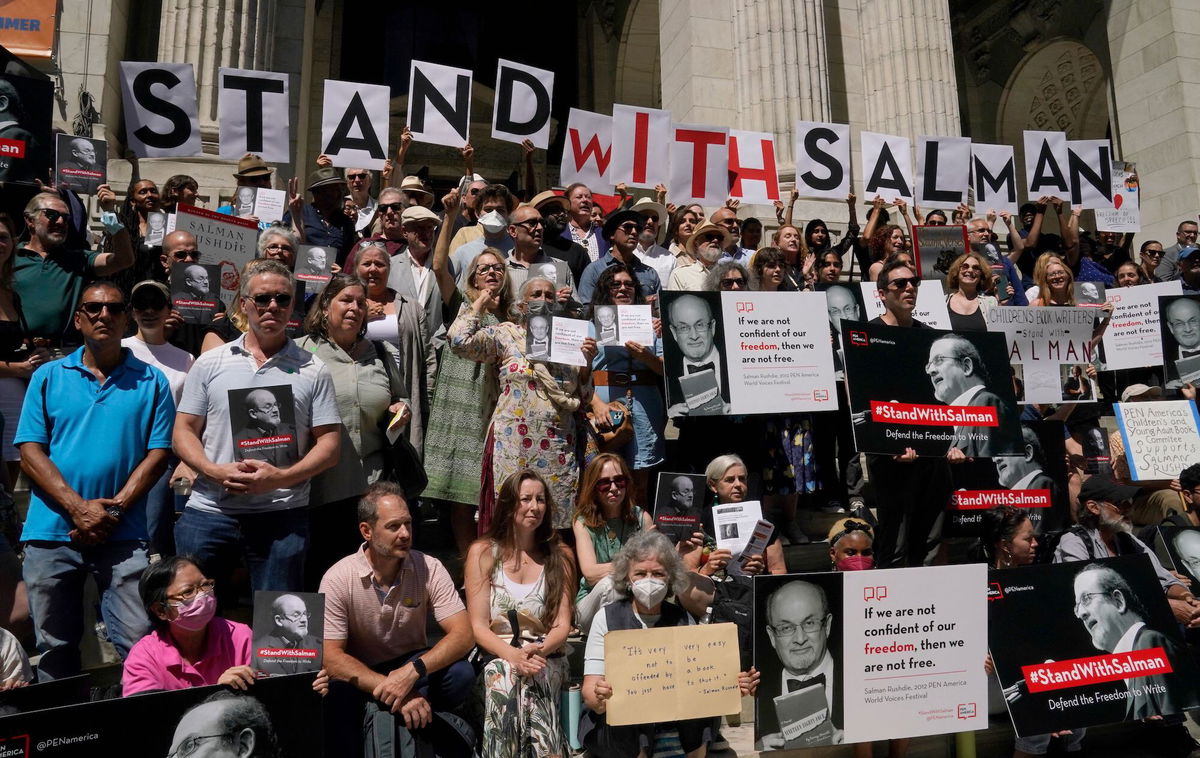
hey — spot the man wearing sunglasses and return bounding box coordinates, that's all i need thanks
[666,222,731,291]
[173,260,341,597]
[343,187,409,271]
[577,209,661,304]
[532,191,591,287]
[154,231,227,357]
[14,191,133,349]
[500,205,576,304]
[15,282,175,679]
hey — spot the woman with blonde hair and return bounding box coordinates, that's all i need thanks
[1029,254,1075,307]
[944,251,997,332]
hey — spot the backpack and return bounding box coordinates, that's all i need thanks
[709,576,753,669]
[1034,524,1093,563]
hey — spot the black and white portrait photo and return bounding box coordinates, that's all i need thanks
[1159,295,1200,386]
[252,590,324,676]
[1075,281,1106,307]
[1156,526,1200,594]
[54,133,106,195]
[170,263,221,323]
[661,290,731,417]
[843,323,1022,456]
[988,555,1200,736]
[228,385,300,466]
[144,211,168,246]
[652,472,705,543]
[594,304,619,345]
[754,573,844,751]
[819,282,864,380]
[296,245,331,288]
[1060,364,1096,402]
[0,72,52,185]
[526,314,552,360]
[235,185,257,217]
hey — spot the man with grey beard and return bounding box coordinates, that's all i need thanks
[666,222,730,291]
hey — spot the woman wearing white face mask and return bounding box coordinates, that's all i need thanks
[580,531,757,758]
[449,276,597,532]
[122,556,328,696]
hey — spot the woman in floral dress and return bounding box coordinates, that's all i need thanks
[449,276,596,531]
[465,469,574,757]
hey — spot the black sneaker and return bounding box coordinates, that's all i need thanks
[785,522,811,545]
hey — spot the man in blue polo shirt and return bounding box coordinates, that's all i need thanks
[16,281,175,679]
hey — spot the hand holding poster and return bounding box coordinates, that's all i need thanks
[1153,526,1200,595]
[1095,161,1140,233]
[527,315,589,366]
[296,244,333,293]
[252,590,324,676]
[605,622,741,726]
[988,555,1200,736]
[753,565,987,751]
[592,304,654,347]
[712,500,764,556]
[842,322,1023,456]
[661,291,837,417]
[1114,400,1200,481]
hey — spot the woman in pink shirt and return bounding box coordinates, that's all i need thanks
[122,556,256,696]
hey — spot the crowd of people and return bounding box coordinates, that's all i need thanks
[1,131,1200,758]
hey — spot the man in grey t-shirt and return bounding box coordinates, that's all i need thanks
[173,260,341,595]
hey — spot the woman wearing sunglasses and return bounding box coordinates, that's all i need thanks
[572,454,711,633]
[123,556,327,696]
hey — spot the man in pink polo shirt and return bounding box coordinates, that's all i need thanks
[320,481,474,753]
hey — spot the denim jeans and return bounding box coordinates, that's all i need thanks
[173,506,308,598]
[144,459,178,557]
[23,540,150,680]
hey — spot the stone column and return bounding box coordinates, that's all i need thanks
[157,0,278,139]
[732,0,832,166]
[1107,0,1200,248]
[857,0,961,137]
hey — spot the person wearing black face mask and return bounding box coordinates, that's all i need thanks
[533,191,589,287]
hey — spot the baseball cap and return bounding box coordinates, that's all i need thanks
[1119,383,1162,403]
[234,154,272,178]
[1180,246,1200,263]
[131,280,171,307]
[1078,476,1142,507]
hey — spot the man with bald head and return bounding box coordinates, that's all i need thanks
[254,593,322,675]
[756,580,841,749]
[665,293,730,415]
[1165,297,1200,385]
[166,691,277,758]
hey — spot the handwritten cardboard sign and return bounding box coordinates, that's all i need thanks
[1115,400,1200,481]
[605,622,741,726]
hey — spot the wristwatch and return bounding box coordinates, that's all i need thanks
[105,505,124,521]
[410,657,427,678]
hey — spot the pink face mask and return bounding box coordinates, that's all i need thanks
[836,555,875,572]
[170,591,216,632]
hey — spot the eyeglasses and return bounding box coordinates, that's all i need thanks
[166,733,231,758]
[699,233,724,244]
[246,292,293,309]
[769,616,827,638]
[475,263,504,275]
[719,277,746,290]
[166,579,216,605]
[1142,249,1163,257]
[379,202,405,213]
[597,475,628,491]
[513,219,545,230]
[1170,318,1200,331]
[1073,591,1112,614]
[78,301,128,316]
[264,243,295,254]
[887,277,921,291]
[346,173,369,181]
[171,249,201,261]
[36,208,71,223]
[616,222,642,234]
[608,280,635,291]
[925,354,963,372]
[279,610,311,622]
